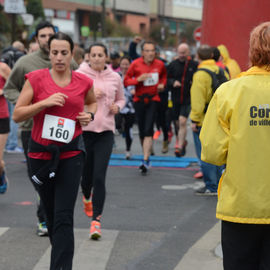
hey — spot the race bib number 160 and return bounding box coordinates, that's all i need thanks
[41,114,75,144]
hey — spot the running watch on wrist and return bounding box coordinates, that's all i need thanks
[87,112,95,121]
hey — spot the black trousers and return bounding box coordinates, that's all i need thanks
[222,220,270,270]
[81,131,114,221]
[120,113,135,151]
[155,99,168,141]
[29,153,84,270]
[134,101,158,139]
[21,130,46,223]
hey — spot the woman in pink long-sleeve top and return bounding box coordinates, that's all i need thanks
[76,43,125,240]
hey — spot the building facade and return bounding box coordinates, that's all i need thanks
[41,0,202,45]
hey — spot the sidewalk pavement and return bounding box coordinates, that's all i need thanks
[174,221,223,270]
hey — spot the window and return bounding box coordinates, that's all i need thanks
[173,0,202,8]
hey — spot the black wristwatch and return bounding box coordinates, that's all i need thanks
[87,112,95,121]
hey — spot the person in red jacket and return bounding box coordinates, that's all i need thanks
[124,41,167,174]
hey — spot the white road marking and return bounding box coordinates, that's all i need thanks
[0,227,9,236]
[33,228,119,270]
[162,182,204,191]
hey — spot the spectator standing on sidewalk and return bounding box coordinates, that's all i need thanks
[76,42,125,240]
[124,41,167,174]
[200,22,270,270]
[217,44,241,79]
[166,43,198,158]
[4,21,78,236]
[190,45,226,195]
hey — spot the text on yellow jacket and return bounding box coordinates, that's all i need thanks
[200,66,270,224]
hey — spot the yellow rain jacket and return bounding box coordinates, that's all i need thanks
[218,44,241,79]
[190,59,228,126]
[200,66,270,224]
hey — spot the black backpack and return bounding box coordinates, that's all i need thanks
[0,47,25,68]
[197,67,228,93]
[197,67,228,113]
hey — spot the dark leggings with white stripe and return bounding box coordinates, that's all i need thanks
[81,131,114,221]
[29,153,84,270]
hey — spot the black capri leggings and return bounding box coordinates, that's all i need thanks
[81,131,114,221]
[134,101,158,139]
[29,153,84,270]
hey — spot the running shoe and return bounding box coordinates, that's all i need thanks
[83,196,93,217]
[0,171,8,194]
[139,160,150,175]
[125,151,131,160]
[5,146,24,154]
[195,186,217,196]
[174,148,181,157]
[175,140,188,157]
[90,220,101,240]
[180,140,188,156]
[37,222,48,236]
[193,171,203,179]
[153,130,161,140]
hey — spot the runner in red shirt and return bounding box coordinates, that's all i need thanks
[13,32,97,270]
[124,41,167,174]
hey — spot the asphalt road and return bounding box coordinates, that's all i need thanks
[0,126,223,270]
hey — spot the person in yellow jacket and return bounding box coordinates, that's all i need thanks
[200,22,270,270]
[190,45,227,195]
[217,44,241,79]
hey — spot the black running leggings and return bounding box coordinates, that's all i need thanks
[81,131,114,221]
[29,153,84,270]
[134,101,158,139]
[155,99,168,141]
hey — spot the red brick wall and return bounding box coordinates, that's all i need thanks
[125,14,150,35]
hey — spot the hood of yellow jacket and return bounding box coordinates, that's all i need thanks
[217,44,230,63]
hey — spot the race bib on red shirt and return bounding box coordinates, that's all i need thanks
[143,72,159,86]
[41,114,75,143]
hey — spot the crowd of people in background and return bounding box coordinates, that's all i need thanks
[0,20,246,269]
